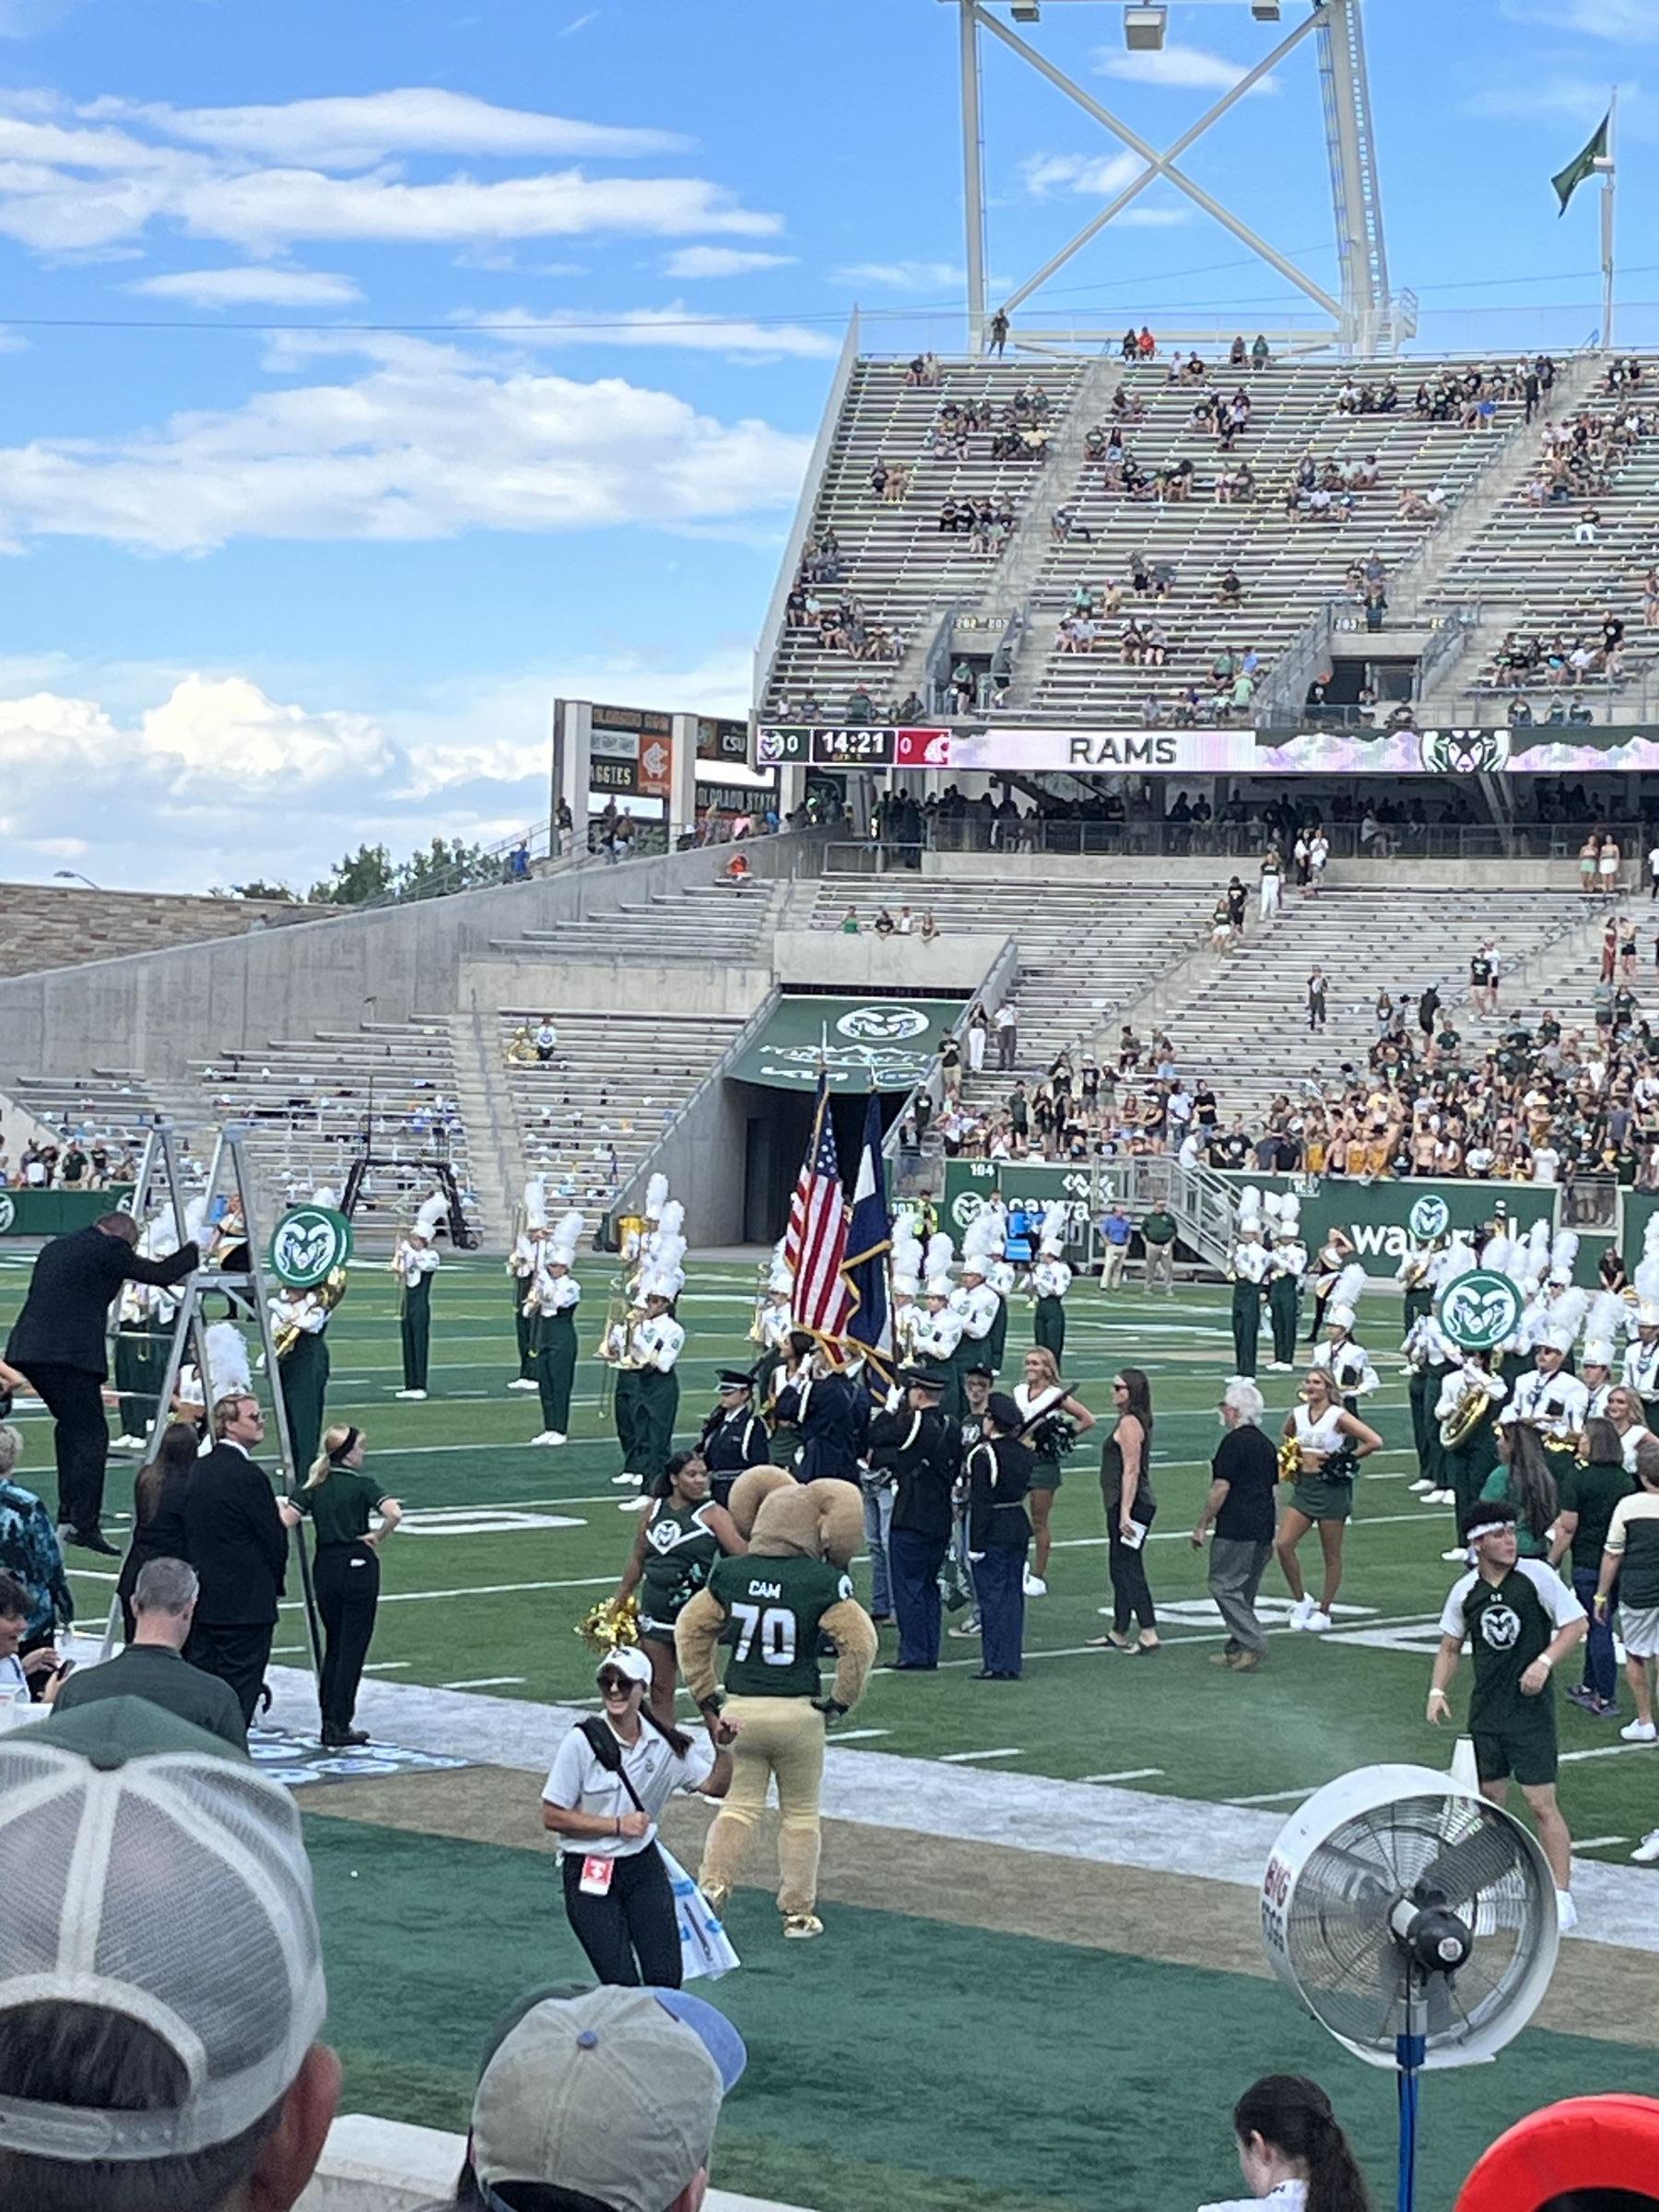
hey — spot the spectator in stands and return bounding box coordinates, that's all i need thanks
[0,1425,72,1689]
[0,1700,339,2211]
[987,307,1009,357]
[1137,325,1155,359]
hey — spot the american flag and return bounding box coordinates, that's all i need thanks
[784,1073,852,1340]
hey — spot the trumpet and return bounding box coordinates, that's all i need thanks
[747,1257,770,1346]
[274,1267,349,1360]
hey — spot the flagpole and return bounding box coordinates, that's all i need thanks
[1602,85,1618,349]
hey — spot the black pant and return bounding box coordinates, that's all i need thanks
[18,1361,109,1532]
[1107,1505,1157,1636]
[561,1843,681,1986]
[188,1621,275,1728]
[314,1542,380,1734]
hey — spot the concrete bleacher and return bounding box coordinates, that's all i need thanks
[761,358,1085,718]
[0,882,330,980]
[6,1069,171,1171]
[1426,384,1659,713]
[488,878,786,967]
[497,1006,742,1216]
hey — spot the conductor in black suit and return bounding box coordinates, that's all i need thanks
[181,1391,288,1727]
[5,1211,198,1553]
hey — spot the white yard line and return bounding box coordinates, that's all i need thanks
[441,1676,529,1690]
[937,1747,1025,1764]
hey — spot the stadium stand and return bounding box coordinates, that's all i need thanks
[485,877,786,966]
[0,881,330,980]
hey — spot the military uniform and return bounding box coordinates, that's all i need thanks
[698,1390,772,1507]
[866,1395,958,1666]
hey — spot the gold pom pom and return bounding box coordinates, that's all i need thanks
[575,1592,641,1653]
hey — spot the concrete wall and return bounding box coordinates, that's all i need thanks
[461,959,771,1020]
[0,835,819,1079]
[770,930,1006,994]
[298,2114,805,2212]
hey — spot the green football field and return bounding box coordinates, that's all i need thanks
[4,1249,1655,1839]
[6,1247,1657,2212]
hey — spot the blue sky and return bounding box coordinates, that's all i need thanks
[0,0,1649,890]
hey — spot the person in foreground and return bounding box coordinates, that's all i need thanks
[1429,1499,1586,1929]
[0,1696,339,2212]
[448,1981,747,2212]
[542,1645,734,1987]
[1198,2074,1372,2211]
[50,1556,247,1749]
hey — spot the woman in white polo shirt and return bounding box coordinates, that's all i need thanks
[542,1644,735,1986]
[1197,2075,1372,2212]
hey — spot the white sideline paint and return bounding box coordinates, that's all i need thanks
[261,1666,1659,1956]
[296,2115,810,2212]
[937,1747,1024,1764]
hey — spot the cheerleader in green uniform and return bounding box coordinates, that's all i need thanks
[614,1449,747,1723]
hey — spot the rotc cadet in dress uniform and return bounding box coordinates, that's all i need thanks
[1228,1193,1271,1379]
[773,1352,868,1486]
[1310,1267,1381,1413]
[916,1237,965,1418]
[392,1191,447,1400]
[631,1256,687,1496]
[529,1206,583,1447]
[698,1371,772,1507]
[1030,1206,1071,1361]
[1511,1310,1591,1447]
[867,1368,959,1668]
[507,1212,541,1393]
[1264,1197,1306,1373]
[965,1393,1034,1679]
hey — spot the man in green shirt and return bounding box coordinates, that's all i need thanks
[52,1557,246,1750]
[1429,1500,1584,1922]
[1141,1206,1177,1296]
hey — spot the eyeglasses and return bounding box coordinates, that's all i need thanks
[596,1674,633,1696]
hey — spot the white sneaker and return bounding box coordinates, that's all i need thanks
[1429,1488,1458,1506]
[618,1496,653,1513]
[1619,1718,1658,1744]
[1441,1547,1471,1563]
[1023,1571,1048,1597]
[529,1431,560,1446]
[1288,1596,1315,1631]
[1408,1477,1433,1493]
[394,1389,428,1401]
[611,1470,641,1487]
[508,1378,538,1393]
[1630,1829,1659,1864]
[1306,1608,1333,1632]
[1555,1889,1579,1933]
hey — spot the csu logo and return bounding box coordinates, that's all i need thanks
[951,1192,987,1231]
[0,1194,14,1234]
[1408,1195,1450,1241]
[269,1206,354,1290]
[1437,1269,1523,1353]
[837,1005,930,1042]
[1479,1603,1522,1652]
[1418,727,1512,776]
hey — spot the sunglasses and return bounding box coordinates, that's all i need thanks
[596,1673,636,1696]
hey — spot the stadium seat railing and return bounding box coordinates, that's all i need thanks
[824,818,1648,865]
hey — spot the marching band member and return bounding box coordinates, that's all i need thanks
[529,1205,583,1447]
[1581,1290,1627,1421]
[1510,1289,1590,1444]
[600,1296,647,1488]
[1396,1233,1439,1335]
[111,1214,173,1453]
[1434,1347,1506,1553]
[1309,1265,1380,1412]
[174,1320,253,1436]
[1264,1195,1306,1374]
[1030,1206,1072,1361]
[271,1183,347,1479]
[392,1191,447,1401]
[507,1204,541,1393]
[985,1253,1014,1376]
[1305,1224,1355,1344]
[916,1237,964,1419]
[1275,1367,1382,1632]
[697,1371,772,1507]
[1621,1253,1659,1425]
[1228,1190,1271,1379]
[752,1240,795,1372]
[954,1222,1002,1400]
[890,1220,926,1368]
[630,1224,687,1498]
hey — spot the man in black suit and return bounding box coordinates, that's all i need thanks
[5,1211,198,1553]
[772,1351,869,1485]
[181,1391,288,1727]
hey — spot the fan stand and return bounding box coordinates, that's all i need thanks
[1394,1976,1429,2212]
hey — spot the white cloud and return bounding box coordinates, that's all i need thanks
[83,88,687,167]
[1500,0,1659,39]
[139,673,394,792]
[560,11,600,34]
[1095,43,1277,94]
[834,259,963,291]
[1019,150,1144,199]
[0,334,811,552]
[453,302,838,359]
[663,244,795,278]
[1464,77,1630,127]
[1118,206,1193,229]
[128,265,363,307]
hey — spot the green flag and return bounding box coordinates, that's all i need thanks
[1553,112,1609,214]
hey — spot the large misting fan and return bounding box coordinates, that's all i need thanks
[1261,1766,1559,2212]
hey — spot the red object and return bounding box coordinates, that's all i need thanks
[638,735,673,799]
[894,727,953,768]
[783,1075,851,1342]
[1454,2094,1659,2209]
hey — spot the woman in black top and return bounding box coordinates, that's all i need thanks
[1088,1368,1159,1653]
[967,1394,1033,1680]
[116,1419,198,1641]
[279,1423,403,1747]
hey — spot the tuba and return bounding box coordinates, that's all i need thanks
[1439,1372,1492,1450]
[274,1266,349,1360]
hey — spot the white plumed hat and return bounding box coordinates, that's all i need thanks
[413,1191,448,1241]
[644,1173,669,1223]
[523,1179,548,1232]
[549,1208,583,1263]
